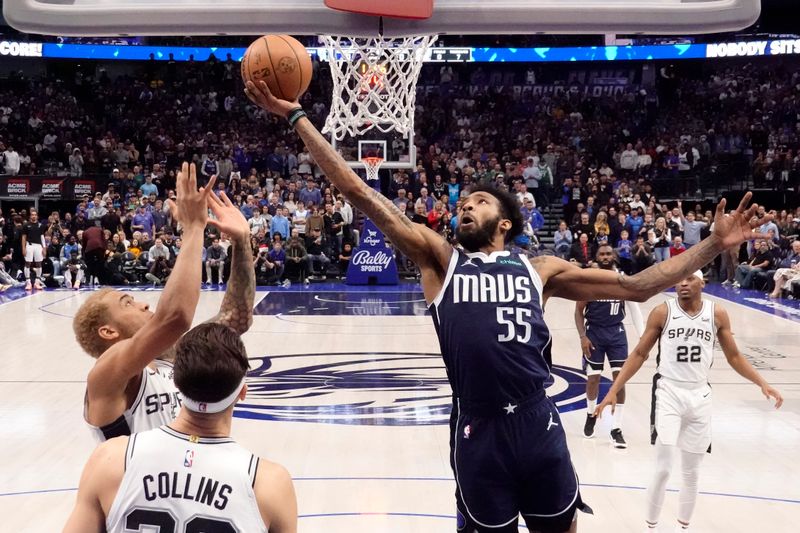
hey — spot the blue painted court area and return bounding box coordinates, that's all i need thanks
[0,287,33,306]
[701,283,800,322]
[254,283,428,316]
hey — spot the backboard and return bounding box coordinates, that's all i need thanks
[4,0,761,37]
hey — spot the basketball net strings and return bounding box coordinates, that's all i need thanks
[321,35,438,140]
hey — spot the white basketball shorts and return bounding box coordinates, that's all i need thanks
[24,243,44,263]
[654,377,712,454]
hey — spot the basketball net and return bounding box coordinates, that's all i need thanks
[320,34,438,140]
[362,156,383,182]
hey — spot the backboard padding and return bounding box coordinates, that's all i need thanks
[4,0,761,37]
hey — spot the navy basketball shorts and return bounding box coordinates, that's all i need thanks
[452,390,587,532]
[582,329,628,376]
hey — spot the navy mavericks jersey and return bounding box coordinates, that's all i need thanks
[584,299,626,332]
[429,249,551,406]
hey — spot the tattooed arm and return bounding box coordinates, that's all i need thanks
[203,191,255,334]
[536,192,774,302]
[205,233,255,334]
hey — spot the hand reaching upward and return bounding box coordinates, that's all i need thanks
[166,163,216,230]
[206,190,250,241]
[244,80,299,118]
[711,192,772,249]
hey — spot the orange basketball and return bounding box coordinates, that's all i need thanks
[241,35,313,102]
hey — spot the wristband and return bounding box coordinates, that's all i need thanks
[287,107,306,128]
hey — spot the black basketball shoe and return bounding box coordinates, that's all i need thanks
[610,428,627,449]
[583,414,597,438]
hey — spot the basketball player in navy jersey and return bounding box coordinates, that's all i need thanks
[595,272,782,532]
[574,243,644,447]
[73,164,255,442]
[64,323,297,533]
[247,79,775,533]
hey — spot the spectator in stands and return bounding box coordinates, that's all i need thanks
[69,148,84,177]
[553,221,572,259]
[651,217,672,263]
[146,237,171,285]
[3,144,20,175]
[338,243,352,278]
[632,235,654,273]
[270,207,290,241]
[619,143,638,178]
[139,174,157,197]
[131,204,155,238]
[669,236,687,257]
[677,201,708,248]
[299,178,322,207]
[205,237,226,285]
[734,240,773,289]
[569,232,593,268]
[768,240,800,298]
[87,198,108,226]
[285,230,308,283]
[305,227,330,280]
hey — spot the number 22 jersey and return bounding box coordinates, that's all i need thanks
[429,249,551,406]
[657,298,716,384]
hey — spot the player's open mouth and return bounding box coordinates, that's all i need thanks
[461,215,474,226]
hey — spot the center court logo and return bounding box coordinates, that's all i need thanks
[234,352,606,426]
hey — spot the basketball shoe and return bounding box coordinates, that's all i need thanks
[583,414,597,438]
[610,428,627,448]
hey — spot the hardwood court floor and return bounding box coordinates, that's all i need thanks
[0,283,797,532]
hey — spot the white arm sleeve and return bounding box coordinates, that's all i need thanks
[627,301,645,337]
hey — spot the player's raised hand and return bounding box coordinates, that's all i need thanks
[244,80,299,118]
[711,192,772,249]
[761,384,783,409]
[594,393,617,418]
[167,163,216,230]
[206,190,250,241]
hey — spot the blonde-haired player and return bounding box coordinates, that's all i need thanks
[596,270,782,532]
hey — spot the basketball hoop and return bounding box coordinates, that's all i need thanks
[362,156,384,182]
[320,34,438,140]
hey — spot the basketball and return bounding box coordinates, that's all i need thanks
[241,35,312,102]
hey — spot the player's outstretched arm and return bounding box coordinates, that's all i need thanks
[255,459,298,533]
[243,80,451,277]
[595,303,666,417]
[715,306,783,408]
[202,191,255,334]
[539,192,773,302]
[87,164,212,409]
[63,437,127,533]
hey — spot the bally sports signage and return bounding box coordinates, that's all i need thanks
[346,219,398,285]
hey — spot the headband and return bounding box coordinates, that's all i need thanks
[181,379,245,414]
[693,270,704,281]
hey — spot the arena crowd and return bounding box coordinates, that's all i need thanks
[1,56,798,296]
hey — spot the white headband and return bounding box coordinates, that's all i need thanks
[181,379,245,414]
[693,270,704,281]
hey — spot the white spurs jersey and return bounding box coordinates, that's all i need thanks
[85,362,182,443]
[106,426,267,533]
[657,298,717,384]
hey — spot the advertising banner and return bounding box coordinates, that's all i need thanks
[346,219,399,285]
